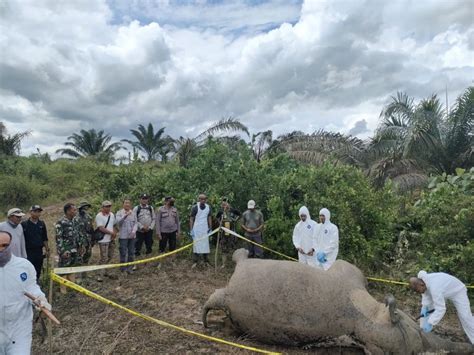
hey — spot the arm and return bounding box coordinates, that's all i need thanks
[115,210,128,226]
[149,207,156,230]
[426,290,447,326]
[155,208,161,235]
[322,226,339,256]
[292,225,302,252]
[42,221,50,254]
[20,226,27,258]
[133,207,144,230]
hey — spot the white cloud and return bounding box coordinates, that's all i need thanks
[0,0,472,156]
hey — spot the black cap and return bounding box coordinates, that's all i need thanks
[164,196,173,201]
[140,194,150,199]
[30,205,43,212]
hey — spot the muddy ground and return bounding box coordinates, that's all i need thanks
[30,203,470,354]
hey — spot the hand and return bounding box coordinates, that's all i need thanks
[125,210,132,216]
[157,234,162,241]
[420,306,429,318]
[317,252,327,263]
[307,249,315,256]
[208,228,212,233]
[422,322,433,333]
[297,247,304,254]
[34,295,52,311]
[189,231,195,239]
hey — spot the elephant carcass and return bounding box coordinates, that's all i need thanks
[203,249,474,354]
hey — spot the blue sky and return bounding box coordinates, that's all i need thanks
[0,0,473,157]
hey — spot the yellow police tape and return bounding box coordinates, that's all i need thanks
[54,228,220,275]
[51,273,280,354]
[220,227,298,262]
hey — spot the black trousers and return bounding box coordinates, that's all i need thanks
[135,230,154,256]
[26,248,44,280]
[159,231,177,253]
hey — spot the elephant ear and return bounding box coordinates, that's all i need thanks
[384,294,400,324]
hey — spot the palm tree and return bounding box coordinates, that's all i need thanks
[122,123,173,162]
[251,130,273,163]
[0,122,30,156]
[56,129,122,162]
[442,86,473,172]
[172,117,249,167]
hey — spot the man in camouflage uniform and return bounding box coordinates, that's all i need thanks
[74,201,94,265]
[215,198,241,267]
[55,202,80,293]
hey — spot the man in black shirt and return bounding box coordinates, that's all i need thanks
[21,205,49,281]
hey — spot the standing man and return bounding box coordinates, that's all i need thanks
[0,208,27,258]
[0,230,51,354]
[95,201,116,282]
[156,196,180,254]
[115,198,137,274]
[292,206,318,266]
[409,271,473,344]
[74,201,94,265]
[133,194,155,256]
[55,203,80,293]
[241,200,264,258]
[189,194,212,267]
[21,205,49,281]
[215,198,241,267]
[314,208,339,270]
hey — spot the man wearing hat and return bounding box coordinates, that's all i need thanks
[0,208,27,258]
[74,201,94,265]
[133,194,155,256]
[21,205,49,281]
[241,200,264,258]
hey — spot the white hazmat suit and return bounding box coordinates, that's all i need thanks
[314,208,339,270]
[292,206,318,266]
[418,270,474,344]
[0,255,50,354]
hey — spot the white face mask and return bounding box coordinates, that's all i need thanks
[0,244,12,267]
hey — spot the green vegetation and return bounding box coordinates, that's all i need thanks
[0,87,472,281]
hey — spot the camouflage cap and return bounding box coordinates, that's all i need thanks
[78,201,91,209]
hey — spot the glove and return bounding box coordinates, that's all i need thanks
[420,306,429,318]
[189,231,195,240]
[422,322,433,333]
[316,252,327,263]
[208,228,212,233]
[34,295,52,311]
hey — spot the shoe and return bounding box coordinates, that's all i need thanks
[132,265,137,271]
[97,276,103,282]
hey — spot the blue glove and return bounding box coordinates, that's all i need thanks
[316,252,327,263]
[208,228,212,233]
[422,322,433,333]
[420,306,429,318]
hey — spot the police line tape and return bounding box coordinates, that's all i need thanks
[51,273,280,354]
[54,228,221,275]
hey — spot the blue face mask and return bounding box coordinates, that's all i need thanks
[0,244,12,267]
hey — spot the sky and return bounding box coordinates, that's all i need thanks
[0,0,473,157]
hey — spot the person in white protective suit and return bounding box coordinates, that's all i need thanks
[0,231,51,355]
[292,206,318,266]
[313,208,339,270]
[409,270,474,344]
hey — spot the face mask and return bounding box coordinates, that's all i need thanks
[0,244,12,267]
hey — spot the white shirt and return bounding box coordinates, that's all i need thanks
[95,212,115,243]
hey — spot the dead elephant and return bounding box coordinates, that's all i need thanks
[203,249,474,354]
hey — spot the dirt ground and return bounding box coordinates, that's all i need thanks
[30,203,470,355]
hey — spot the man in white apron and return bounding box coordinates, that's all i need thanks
[189,194,212,267]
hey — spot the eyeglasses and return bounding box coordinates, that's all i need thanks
[0,243,10,248]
